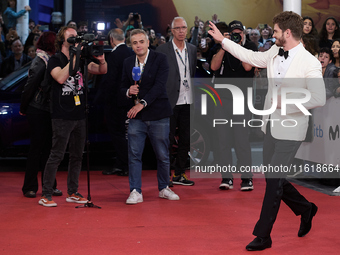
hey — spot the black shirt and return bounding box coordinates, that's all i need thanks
[214,40,258,99]
[216,40,257,78]
[47,52,85,120]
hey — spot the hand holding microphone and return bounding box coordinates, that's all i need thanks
[127,66,144,118]
[131,66,141,104]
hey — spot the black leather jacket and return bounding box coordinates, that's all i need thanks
[20,56,50,114]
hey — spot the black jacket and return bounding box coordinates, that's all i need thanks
[323,62,339,99]
[101,44,133,107]
[20,56,50,114]
[121,50,172,121]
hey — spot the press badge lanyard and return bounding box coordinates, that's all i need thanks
[73,70,84,106]
[74,77,81,106]
[175,48,189,90]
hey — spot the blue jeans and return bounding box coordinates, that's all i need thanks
[42,119,86,197]
[128,118,170,193]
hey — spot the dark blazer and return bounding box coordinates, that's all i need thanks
[0,53,31,78]
[156,41,197,108]
[102,44,133,107]
[121,50,172,121]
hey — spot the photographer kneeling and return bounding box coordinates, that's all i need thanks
[39,26,107,207]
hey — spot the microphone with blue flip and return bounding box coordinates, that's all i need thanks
[132,66,141,104]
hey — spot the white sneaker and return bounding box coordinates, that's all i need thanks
[38,196,57,207]
[159,186,180,200]
[126,189,143,204]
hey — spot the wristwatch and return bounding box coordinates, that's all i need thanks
[140,99,147,108]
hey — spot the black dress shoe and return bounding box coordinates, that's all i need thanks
[298,202,318,237]
[24,191,36,198]
[246,236,272,251]
[53,189,63,196]
[117,170,129,176]
[102,168,123,175]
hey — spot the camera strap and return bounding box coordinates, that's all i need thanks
[226,51,242,72]
[69,44,82,77]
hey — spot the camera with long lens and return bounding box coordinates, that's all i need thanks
[67,33,106,76]
[230,32,241,43]
[67,33,105,59]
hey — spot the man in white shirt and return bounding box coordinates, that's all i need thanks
[208,11,326,251]
[157,17,197,186]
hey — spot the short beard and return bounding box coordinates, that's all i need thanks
[275,36,286,47]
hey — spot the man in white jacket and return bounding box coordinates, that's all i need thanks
[208,11,326,251]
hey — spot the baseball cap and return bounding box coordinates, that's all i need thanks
[228,20,244,33]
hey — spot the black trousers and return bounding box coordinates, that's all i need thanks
[22,109,56,194]
[169,104,190,176]
[214,99,252,179]
[105,103,128,171]
[253,124,312,237]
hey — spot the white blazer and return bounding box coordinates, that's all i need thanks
[221,38,326,141]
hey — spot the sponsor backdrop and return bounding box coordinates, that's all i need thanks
[296,97,340,166]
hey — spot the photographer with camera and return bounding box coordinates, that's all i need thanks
[123,12,143,33]
[39,26,107,207]
[210,20,257,192]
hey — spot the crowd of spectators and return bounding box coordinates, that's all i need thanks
[0,8,339,84]
[0,6,340,100]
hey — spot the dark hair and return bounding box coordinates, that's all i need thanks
[66,20,77,30]
[37,31,56,55]
[66,20,76,26]
[24,33,39,49]
[331,39,340,59]
[302,34,319,56]
[77,21,87,28]
[319,17,340,42]
[10,37,21,46]
[215,22,229,35]
[7,0,16,7]
[302,16,318,36]
[319,47,335,63]
[273,11,303,40]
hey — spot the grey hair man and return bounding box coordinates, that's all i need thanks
[157,17,197,186]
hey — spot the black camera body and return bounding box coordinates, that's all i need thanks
[133,13,139,20]
[68,33,105,59]
[81,42,104,58]
[67,33,106,76]
[230,32,242,43]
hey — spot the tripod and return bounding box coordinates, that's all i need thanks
[74,56,101,209]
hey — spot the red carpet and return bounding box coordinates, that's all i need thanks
[0,170,339,255]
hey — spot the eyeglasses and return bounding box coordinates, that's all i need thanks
[250,33,258,36]
[173,26,187,31]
